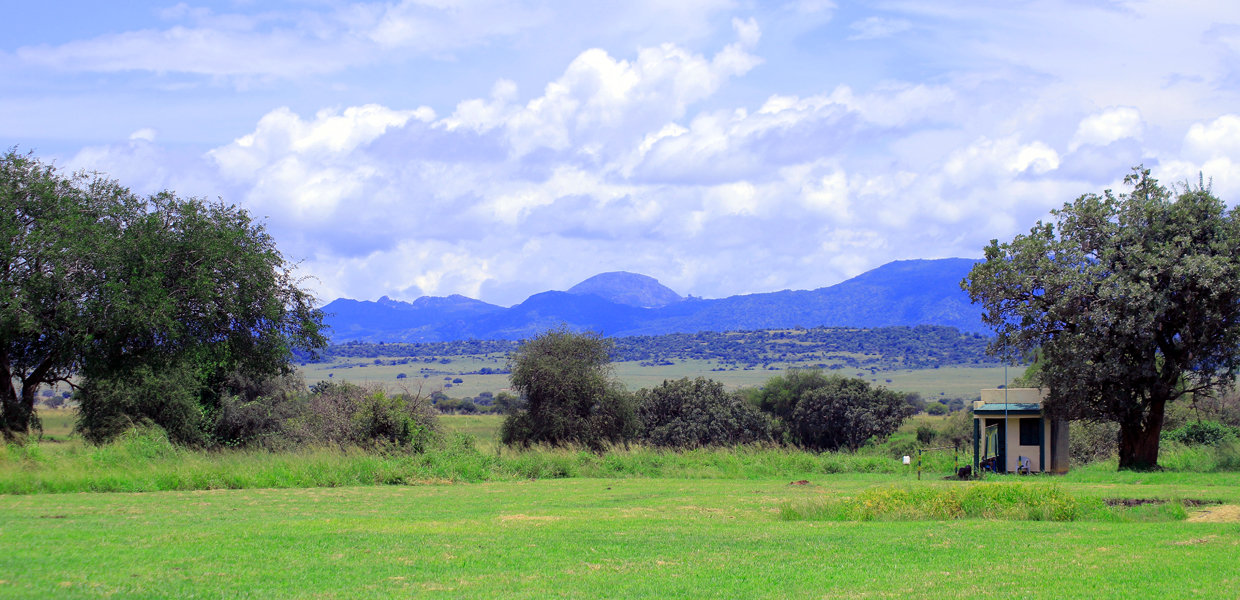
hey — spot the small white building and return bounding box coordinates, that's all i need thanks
[972,388,1069,474]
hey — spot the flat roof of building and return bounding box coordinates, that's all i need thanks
[974,403,1043,415]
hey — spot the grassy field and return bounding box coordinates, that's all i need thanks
[5,411,1240,597]
[300,357,1023,401]
[1,476,1237,598]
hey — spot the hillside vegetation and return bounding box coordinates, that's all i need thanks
[301,325,998,372]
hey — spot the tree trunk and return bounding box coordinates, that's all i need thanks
[0,354,34,439]
[1117,397,1166,470]
[0,386,34,440]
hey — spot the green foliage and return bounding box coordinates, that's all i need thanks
[938,409,974,448]
[751,369,912,450]
[903,392,926,414]
[915,423,937,445]
[927,403,947,416]
[1069,420,1120,466]
[1162,420,1239,447]
[0,149,327,440]
[790,375,913,451]
[635,377,771,448]
[501,326,638,451]
[493,392,523,416]
[75,361,210,446]
[964,167,1240,469]
[292,382,440,453]
[750,368,833,426]
[308,324,999,371]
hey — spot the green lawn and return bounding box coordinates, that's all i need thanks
[1,476,1237,598]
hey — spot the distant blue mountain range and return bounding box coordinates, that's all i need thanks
[321,258,985,342]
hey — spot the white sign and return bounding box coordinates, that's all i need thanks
[902,456,911,464]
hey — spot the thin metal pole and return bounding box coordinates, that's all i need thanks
[1004,335,1009,474]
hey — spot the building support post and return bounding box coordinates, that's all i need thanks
[973,418,980,477]
[1039,416,1046,474]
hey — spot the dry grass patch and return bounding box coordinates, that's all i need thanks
[1186,504,1240,522]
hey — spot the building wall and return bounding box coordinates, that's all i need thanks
[1003,416,1049,473]
[978,388,1053,473]
[980,388,1045,405]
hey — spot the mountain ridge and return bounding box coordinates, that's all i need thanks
[566,271,683,308]
[321,258,985,342]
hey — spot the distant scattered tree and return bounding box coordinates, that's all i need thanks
[636,377,770,448]
[964,168,1240,468]
[500,326,637,451]
[396,373,407,379]
[904,392,927,414]
[493,392,523,416]
[927,404,947,416]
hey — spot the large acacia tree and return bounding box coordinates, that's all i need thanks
[500,326,638,451]
[964,168,1240,468]
[0,150,326,441]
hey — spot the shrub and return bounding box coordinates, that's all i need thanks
[1069,420,1120,465]
[636,377,771,449]
[494,392,523,416]
[915,423,937,445]
[939,409,974,448]
[76,361,210,446]
[211,372,307,449]
[790,376,913,451]
[291,382,440,453]
[927,404,947,416]
[1162,420,1239,446]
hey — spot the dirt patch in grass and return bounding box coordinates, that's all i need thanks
[1185,504,1240,523]
[498,514,561,523]
[1104,498,1221,508]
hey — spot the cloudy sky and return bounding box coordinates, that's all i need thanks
[4,1,1240,306]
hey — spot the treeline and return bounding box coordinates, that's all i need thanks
[301,325,999,370]
[500,327,913,452]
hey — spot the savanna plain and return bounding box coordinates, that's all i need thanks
[3,410,1239,599]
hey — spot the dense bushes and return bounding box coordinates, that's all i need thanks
[1162,420,1239,446]
[1069,420,1120,465]
[293,382,440,452]
[749,370,912,450]
[76,361,210,446]
[80,374,440,453]
[499,327,910,453]
[791,377,912,451]
[636,377,770,448]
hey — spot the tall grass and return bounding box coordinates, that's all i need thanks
[779,482,1189,522]
[6,427,1237,496]
[1,431,914,495]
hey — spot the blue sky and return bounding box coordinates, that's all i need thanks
[4,1,1239,305]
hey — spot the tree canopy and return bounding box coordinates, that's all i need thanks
[636,377,770,448]
[500,326,637,450]
[749,369,911,450]
[964,168,1240,468]
[0,149,327,441]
